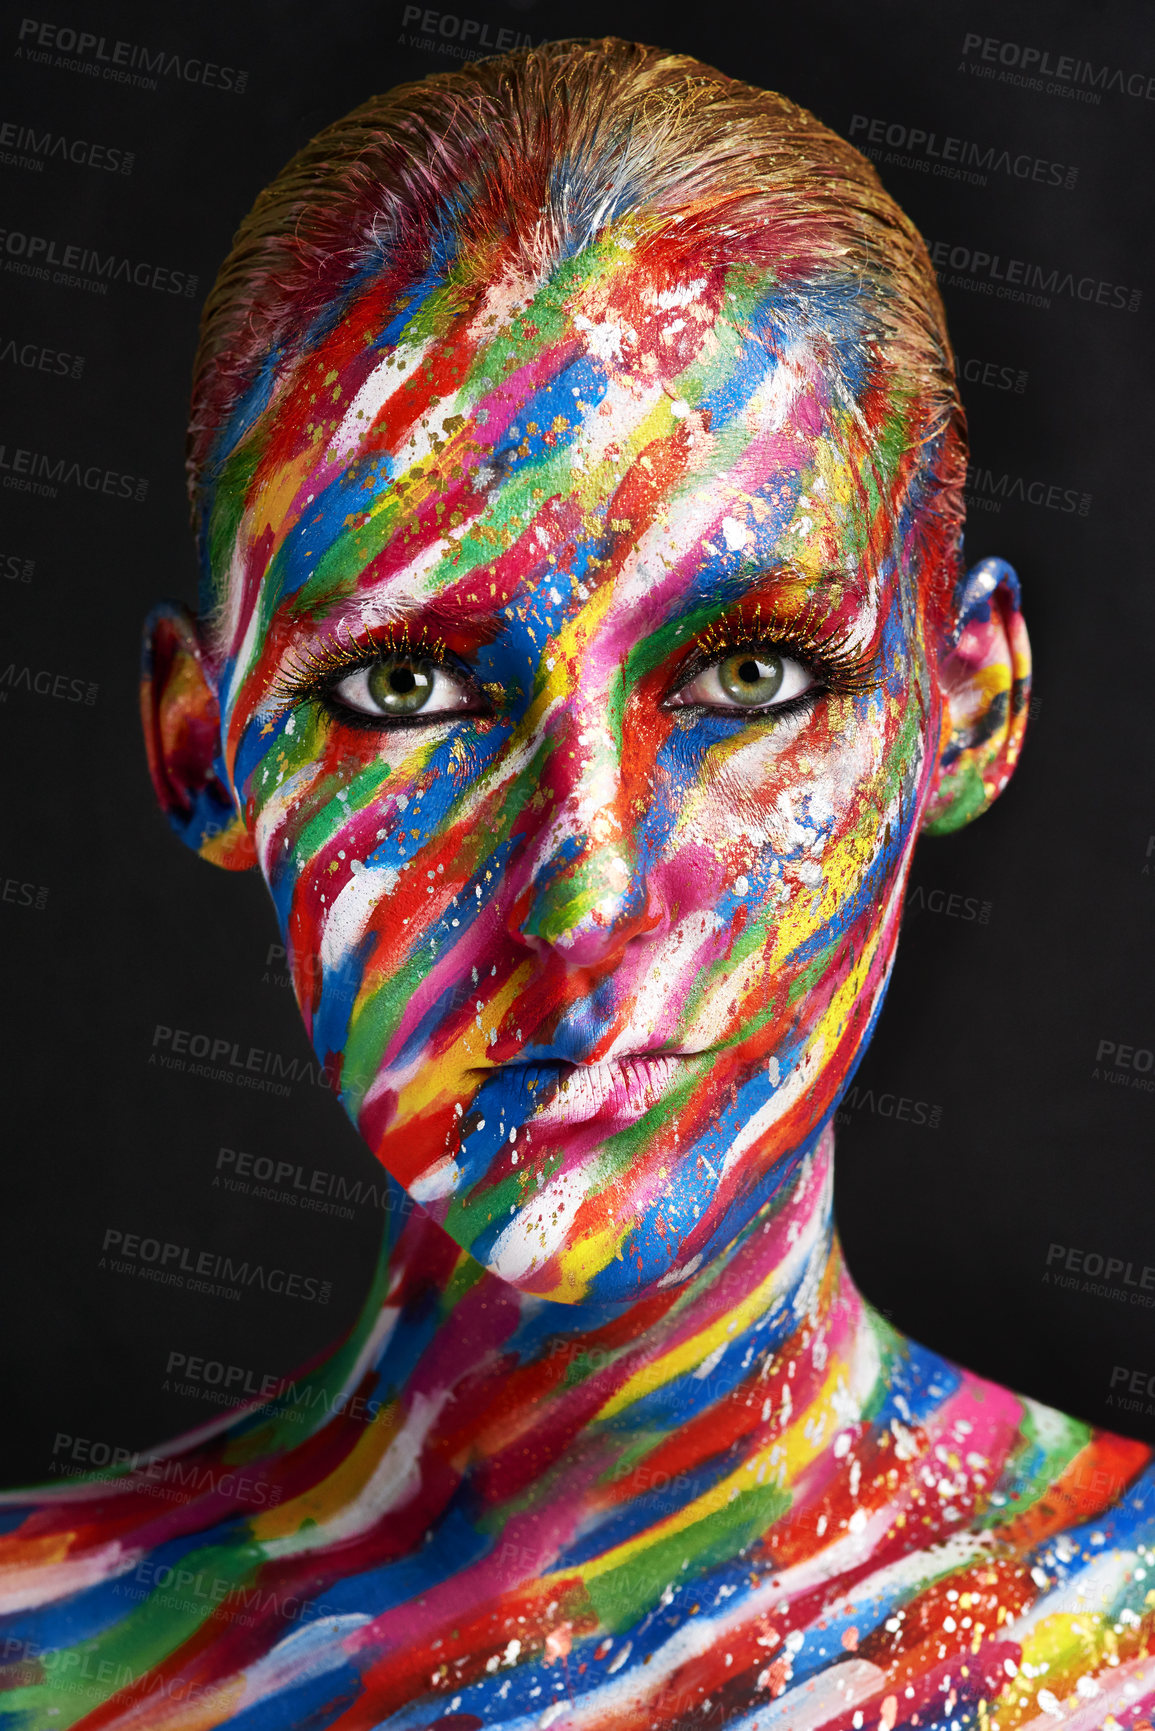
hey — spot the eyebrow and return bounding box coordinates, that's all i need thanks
[662,553,875,622]
[274,547,877,667]
[277,586,509,666]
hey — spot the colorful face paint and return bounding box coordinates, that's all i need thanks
[2,1147,1153,1729]
[200,243,949,1306]
[6,38,1148,1731]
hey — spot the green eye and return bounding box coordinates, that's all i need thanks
[329,653,480,724]
[716,651,784,706]
[366,655,436,716]
[669,646,815,714]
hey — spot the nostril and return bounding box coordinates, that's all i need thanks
[527,891,659,969]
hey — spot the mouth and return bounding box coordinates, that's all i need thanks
[484,1054,689,1131]
[531,1055,686,1125]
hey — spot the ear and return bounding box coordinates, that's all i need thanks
[140,602,257,871]
[922,557,1032,837]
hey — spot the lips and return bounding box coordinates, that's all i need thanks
[530,1054,685,1125]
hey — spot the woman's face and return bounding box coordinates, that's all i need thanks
[207,242,943,1304]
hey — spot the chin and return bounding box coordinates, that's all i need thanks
[458,1138,819,1308]
[476,1242,703,1307]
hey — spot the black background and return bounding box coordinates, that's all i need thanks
[2,0,1152,1488]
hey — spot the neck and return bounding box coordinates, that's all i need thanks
[219,1128,878,1542]
[12,1129,907,1724]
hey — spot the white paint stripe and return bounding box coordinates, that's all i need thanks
[261,1388,450,1561]
[487,1164,596,1283]
[0,1543,143,1614]
[328,341,434,464]
[728,1658,889,1730]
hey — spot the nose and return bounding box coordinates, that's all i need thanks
[505,705,662,969]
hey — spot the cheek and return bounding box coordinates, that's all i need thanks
[652,685,928,1034]
[667,689,902,886]
[237,721,455,1012]
[241,711,505,902]
[237,706,545,1070]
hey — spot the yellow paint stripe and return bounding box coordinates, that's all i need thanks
[595,1253,800,1422]
[552,1215,633,1299]
[361,961,537,1127]
[989,1610,1115,1727]
[250,1400,401,1543]
[248,445,323,568]
[0,1531,77,1570]
[552,1355,849,1584]
[120,1674,249,1731]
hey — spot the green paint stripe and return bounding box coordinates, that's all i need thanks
[0,1541,266,1725]
[584,1479,791,1633]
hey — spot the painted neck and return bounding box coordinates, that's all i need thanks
[263,1125,875,1509]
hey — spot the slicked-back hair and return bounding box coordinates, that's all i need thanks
[188,36,967,630]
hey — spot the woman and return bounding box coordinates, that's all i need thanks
[2,38,1151,1731]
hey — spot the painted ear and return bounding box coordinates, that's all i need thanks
[922,557,1032,837]
[140,602,257,871]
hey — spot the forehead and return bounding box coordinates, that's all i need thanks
[209,241,920,661]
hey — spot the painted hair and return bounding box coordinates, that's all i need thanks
[188,36,966,629]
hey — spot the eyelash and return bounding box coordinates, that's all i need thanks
[664,621,878,712]
[269,630,486,729]
[270,617,878,727]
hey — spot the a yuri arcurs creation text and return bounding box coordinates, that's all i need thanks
[3,37,1151,1731]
